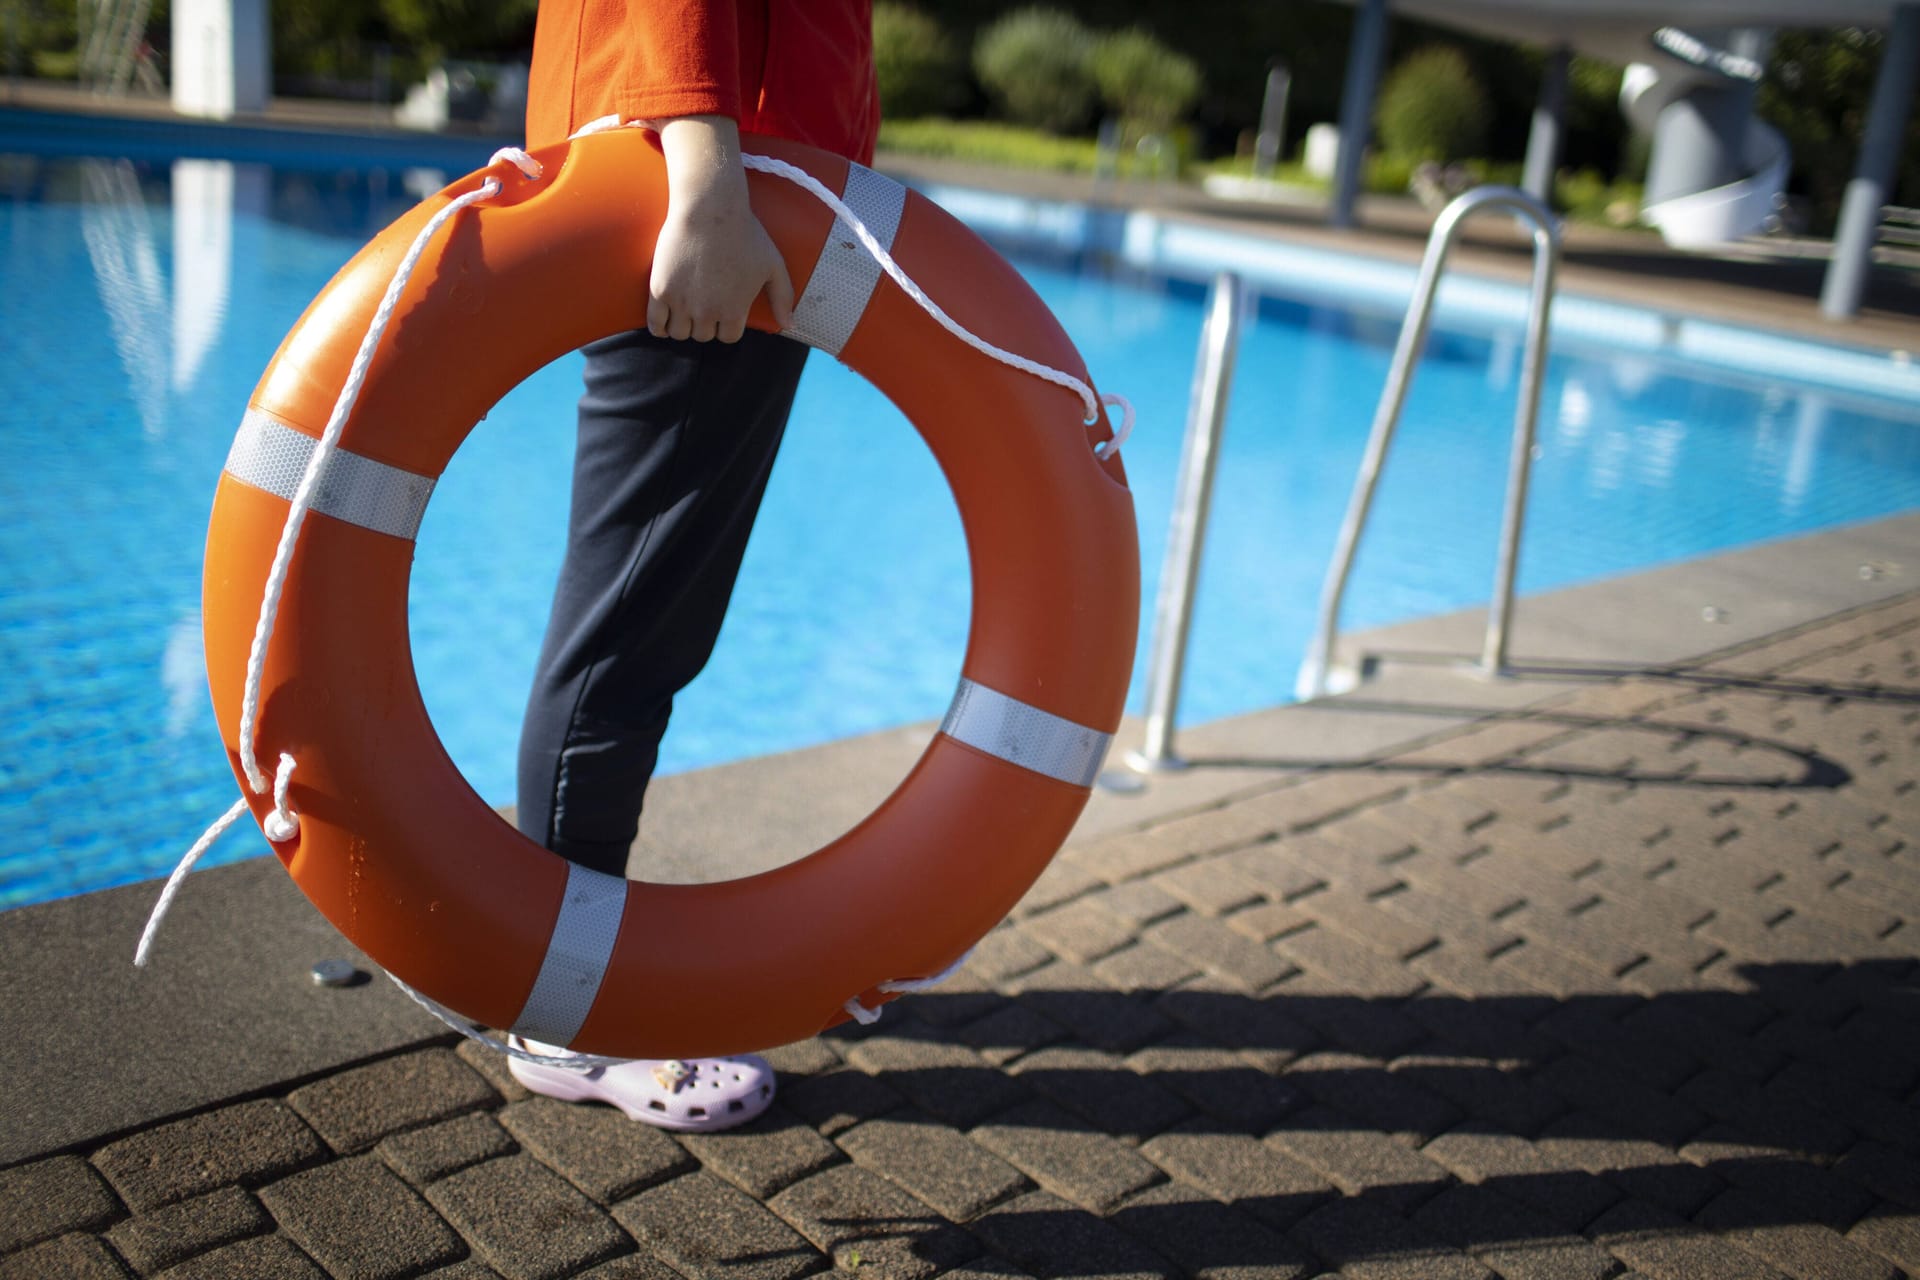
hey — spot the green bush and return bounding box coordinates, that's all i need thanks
[873,3,967,120]
[973,7,1096,134]
[1089,28,1201,131]
[1375,46,1489,162]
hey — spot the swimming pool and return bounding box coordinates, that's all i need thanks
[4,131,1920,908]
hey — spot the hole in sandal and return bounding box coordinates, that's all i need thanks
[728,1100,745,1112]
[689,1107,707,1118]
[648,1101,667,1112]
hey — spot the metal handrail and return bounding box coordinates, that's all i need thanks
[1124,272,1247,773]
[1296,185,1561,699]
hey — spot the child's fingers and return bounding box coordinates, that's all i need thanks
[765,261,796,331]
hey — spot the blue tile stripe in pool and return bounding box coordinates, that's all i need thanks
[3,136,1919,909]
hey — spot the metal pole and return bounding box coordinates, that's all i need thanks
[1822,5,1920,319]
[1522,45,1570,204]
[1298,186,1560,698]
[1254,62,1291,178]
[1297,207,1458,698]
[1128,273,1246,772]
[1095,117,1121,182]
[1330,0,1390,229]
[1480,215,1559,674]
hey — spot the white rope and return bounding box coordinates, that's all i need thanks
[843,949,974,1026]
[234,158,527,798]
[387,973,628,1070]
[133,797,248,966]
[739,152,1133,459]
[139,149,539,969]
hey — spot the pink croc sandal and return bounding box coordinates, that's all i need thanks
[508,1041,775,1132]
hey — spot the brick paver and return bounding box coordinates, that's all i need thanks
[427,1154,630,1280]
[1107,1180,1319,1279]
[768,1164,979,1279]
[1004,1043,1192,1138]
[967,1189,1174,1280]
[11,594,1920,1278]
[90,1099,327,1211]
[166,1232,329,1279]
[0,1233,131,1280]
[972,1100,1164,1214]
[497,1096,694,1204]
[613,1171,823,1280]
[376,1111,517,1185]
[287,1048,500,1155]
[0,1155,122,1253]
[104,1185,269,1274]
[258,1157,464,1280]
[835,1111,1030,1222]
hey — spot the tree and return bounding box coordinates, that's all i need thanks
[1761,26,1920,232]
[375,0,537,61]
[973,7,1097,133]
[271,0,389,80]
[1375,46,1490,163]
[1090,27,1201,131]
[873,3,969,119]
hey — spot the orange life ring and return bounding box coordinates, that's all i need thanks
[202,128,1139,1059]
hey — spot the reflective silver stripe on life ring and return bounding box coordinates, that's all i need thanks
[511,862,629,1048]
[782,163,908,357]
[940,678,1111,790]
[222,409,436,542]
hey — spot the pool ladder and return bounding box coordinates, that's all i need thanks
[1126,186,1562,774]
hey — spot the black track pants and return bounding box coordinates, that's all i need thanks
[516,327,810,876]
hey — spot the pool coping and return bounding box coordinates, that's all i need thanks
[4,508,1918,1168]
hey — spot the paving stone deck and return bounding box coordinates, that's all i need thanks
[6,592,1920,1278]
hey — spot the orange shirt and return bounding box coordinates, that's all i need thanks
[525,0,879,163]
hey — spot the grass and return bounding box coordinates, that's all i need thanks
[31,50,80,80]
[877,117,1190,179]
[878,118,1104,174]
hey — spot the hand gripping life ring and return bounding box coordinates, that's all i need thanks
[202,128,1139,1059]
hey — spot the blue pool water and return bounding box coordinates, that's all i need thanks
[4,145,1919,908]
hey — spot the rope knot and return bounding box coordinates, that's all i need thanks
[264,753,300,841]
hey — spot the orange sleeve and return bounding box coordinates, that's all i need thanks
[598,0,741,123]
[527,0,746,148]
